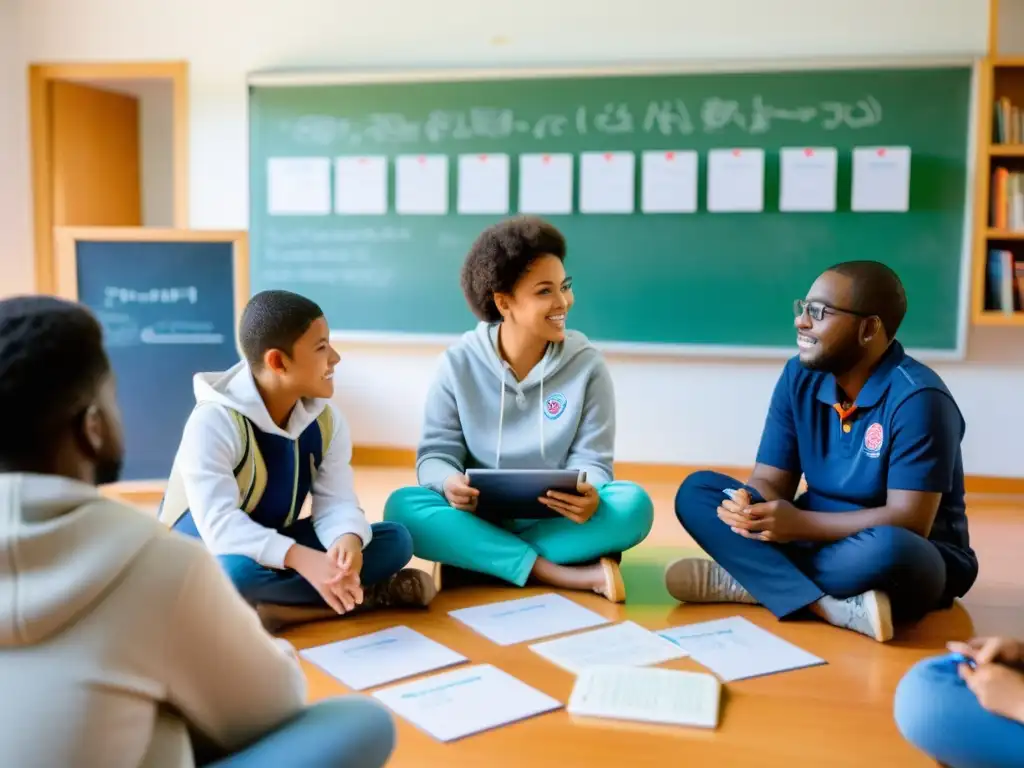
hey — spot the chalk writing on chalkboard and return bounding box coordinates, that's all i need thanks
[282,95,882,148]
[104,286,198,308]
[266,227,412,245]
[140,321,225,345]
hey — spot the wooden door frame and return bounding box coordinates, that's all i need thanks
[28,61,190,294]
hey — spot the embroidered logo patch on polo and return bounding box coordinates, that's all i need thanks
[864,423,884,457]
[544,393,567,420]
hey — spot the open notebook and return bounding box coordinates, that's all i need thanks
[567,664,721,729]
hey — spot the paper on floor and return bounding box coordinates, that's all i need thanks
[448,592,610,646]
[373,663,562,742]
[568,664,721,729]
[659,616,825,681]
[299,625,467,690]
[530,620,688,675]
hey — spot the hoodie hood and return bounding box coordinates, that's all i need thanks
[0,473,159,646]
[465,321,595,465]
[192,360,328,439]
[416,321,617,491]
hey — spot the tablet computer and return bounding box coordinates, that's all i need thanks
[466,468,587,520]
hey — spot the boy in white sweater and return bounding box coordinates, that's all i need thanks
[160,289,434,630]
[0,296,396,767]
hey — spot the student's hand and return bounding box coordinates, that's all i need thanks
[539,482,600,524]
[443,473,479,512]
[327,533,364,580]
[949,637,1024,668]
[718,498,809,544]
[285,545,363,614]
[960,662,1024,724]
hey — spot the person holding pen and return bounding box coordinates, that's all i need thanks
[384,215,654,602]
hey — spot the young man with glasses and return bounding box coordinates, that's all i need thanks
[664,261,978,642]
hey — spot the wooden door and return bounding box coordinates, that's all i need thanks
[50,81,141,227]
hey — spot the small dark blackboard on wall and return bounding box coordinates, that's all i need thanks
[55,227,249,490]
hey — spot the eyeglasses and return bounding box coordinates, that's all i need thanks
[793,299,873,322]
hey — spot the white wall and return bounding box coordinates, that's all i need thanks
[88,78,176,227]
[0,0,32,297]
[135,80,175,227]
[7,0,1024,477]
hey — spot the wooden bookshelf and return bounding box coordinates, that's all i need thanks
[971,5,1024,324]
[991,144,1024,156]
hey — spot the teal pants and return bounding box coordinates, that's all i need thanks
[383,481,654,586]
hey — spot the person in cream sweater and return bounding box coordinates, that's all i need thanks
[0,295,396,768]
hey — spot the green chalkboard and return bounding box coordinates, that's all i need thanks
[248,65,972,352]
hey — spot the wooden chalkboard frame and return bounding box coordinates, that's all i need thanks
[53,226,250,506]
[247,57,979,362]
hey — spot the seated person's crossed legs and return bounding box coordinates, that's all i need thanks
[665,261,978,642]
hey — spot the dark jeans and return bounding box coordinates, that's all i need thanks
[674,471,948,621]
[175,513,412,607]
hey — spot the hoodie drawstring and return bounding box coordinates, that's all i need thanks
[538,359,546,461]
[496,373,506,468]
[495,355,547,468]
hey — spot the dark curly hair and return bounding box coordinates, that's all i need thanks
[460,216,567,323]
[0,295,110,463]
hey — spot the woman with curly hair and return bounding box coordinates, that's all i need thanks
[384,216,653,602]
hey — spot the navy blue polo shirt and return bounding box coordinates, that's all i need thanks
[755,341,977,593]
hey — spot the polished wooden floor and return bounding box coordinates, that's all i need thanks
[281,467,1024,767]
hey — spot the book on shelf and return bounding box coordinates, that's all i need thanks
[986,248,1024,314]
[990,167,1024,230]
[994,96,1024,144]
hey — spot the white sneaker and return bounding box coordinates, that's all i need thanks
[664,558,758,605]
[811,590,894,642]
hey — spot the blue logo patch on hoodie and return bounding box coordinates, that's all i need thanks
[544,393,567,420]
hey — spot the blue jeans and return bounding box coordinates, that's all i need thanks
[175,514,413,607]
[195,696,395,767]
[894,654,1024,768]
[674,471,949,620]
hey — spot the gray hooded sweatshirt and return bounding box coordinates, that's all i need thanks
[416,321,617,493]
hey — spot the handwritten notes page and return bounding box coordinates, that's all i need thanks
[852,146,911,212]
[519,153,574,214]
[779,147,838,212]
[641,150,698,213]
[395,154,449,214]
[373,664,562,742]
[707,148,764,212]
[579,151,635,213]
[659,616,826,681]
[335,156,388,215]
[529,621,688,675]
[568,665,721,729]
[267,157,331,215]
[457,153,510,214]
[449,592,609,646]
[299,626,467,691]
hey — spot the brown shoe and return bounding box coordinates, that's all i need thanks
[594,557,626,603]
[255,603,340,634]
[362,567,437,609]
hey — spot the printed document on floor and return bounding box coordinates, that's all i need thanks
[530,620,688,675]
[659,616,826,681]
[449,592,610,645]
[373,664,562,741]
[300,625,467,690]
[568,665,721,729]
